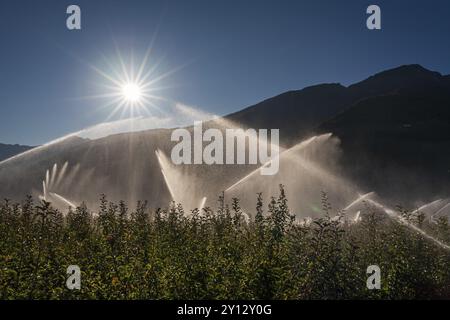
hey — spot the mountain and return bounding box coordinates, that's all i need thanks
[0,143,34,162]
[317,70,450,203]
[347,64,447,97]
[225,64,450,204]
[0,64,449,212]
[225,64,450,144]
[225,83,351,144]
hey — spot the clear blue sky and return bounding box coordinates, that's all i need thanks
[1,0,450,145]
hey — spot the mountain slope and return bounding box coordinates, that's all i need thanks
[225,83,351,144]
[347,64,447,97]
[226,64,450,146]
[316,68,450,203]
[0,143,34,162]
[0,64,449,210]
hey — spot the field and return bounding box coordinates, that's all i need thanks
[1,186,450,300]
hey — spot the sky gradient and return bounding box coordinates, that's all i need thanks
[1,0,450,145]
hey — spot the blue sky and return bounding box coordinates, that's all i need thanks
[0,0,450,145]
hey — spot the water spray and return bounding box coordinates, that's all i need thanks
[366,199,450,251]
[225,134,330,192]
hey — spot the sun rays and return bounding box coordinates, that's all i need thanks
[76,40,181,122]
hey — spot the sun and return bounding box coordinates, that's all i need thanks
[122,83,142,103]
[82,43,179,121]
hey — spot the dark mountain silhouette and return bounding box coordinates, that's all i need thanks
[317,77,450,204]
[0,143,34,162]
[225,83,351,144]
[347,64,447,96]
[226,65,450,143]
[225,64,450,205]
[0,64,449,209]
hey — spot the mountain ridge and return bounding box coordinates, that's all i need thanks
[0,143,34,162]
[1,64,449,209]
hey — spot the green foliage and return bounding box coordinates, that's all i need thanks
[1,185,450,299]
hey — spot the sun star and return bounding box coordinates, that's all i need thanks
[122,83,142,103]
[80,43,179,121]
